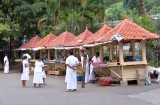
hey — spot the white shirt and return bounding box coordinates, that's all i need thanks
[23,59,29,72]
[66,55,79,70]
[92,56,100,62]
[4,56,9,65]
[34,60,44,72]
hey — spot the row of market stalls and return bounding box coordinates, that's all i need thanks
[15,18,159,83]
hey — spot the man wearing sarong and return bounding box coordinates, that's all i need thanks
[65,51,80,92]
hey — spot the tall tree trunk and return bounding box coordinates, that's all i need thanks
[139,0,145,15]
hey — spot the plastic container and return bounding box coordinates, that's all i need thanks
[77,76,82,81]
[136,58,142,61]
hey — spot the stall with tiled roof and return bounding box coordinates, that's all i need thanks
[83,21,112,44]
[92,18,159,84]
[33,33,57,48]
[64,25,93,47]
[19,35,42,50]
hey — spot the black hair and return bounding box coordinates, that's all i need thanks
[22,56,27,60]
[69,50,73,55]
[96,52,99,56]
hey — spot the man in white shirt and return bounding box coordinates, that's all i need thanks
[89,52,101,83]
[65,50,81,92]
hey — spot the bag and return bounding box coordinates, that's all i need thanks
[145,76,151,85]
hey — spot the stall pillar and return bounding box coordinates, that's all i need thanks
[48,49,50,60]
[110,44,114,61]
[55,49,58,59]
[73,49,76,56]
[118,42,124,65]
[89,47,92,58]
[40,50,42,58]
[92,47,95,57]
[99,45,103,61]
[141,40,147,63]
[131,41,135,56]
[33,51,36,59]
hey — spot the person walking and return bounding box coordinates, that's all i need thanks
[21,55,30,88]
[33,58,44,87]
[89,52,101,83]
[65,51,81,92]
[4,54,9,74]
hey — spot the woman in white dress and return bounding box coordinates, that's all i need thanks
[21,56,30,88]
[4,54,9,74]
[33,58,44,87]
[89,52,101,83]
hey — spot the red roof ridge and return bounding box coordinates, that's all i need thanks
[97,18,159,42]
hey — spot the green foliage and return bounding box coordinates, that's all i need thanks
[132,16,157,33]
[105,2,126,20]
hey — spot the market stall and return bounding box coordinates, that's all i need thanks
[92,18,159,85]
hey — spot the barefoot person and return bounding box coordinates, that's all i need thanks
[33,58,44,87]
[65,50,81,92]
[21,55,30,88]
[4,54,9,74]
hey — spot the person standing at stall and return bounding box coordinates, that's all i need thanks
[85,49,90,83]
[65,50,81,92]
[33,58,44,87]
[21,55,30,88]
[4,54,9,74]
[89,52,101,83]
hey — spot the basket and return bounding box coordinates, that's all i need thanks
[99,81,110,86]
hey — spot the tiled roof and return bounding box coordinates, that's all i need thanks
[97,19,159,42]
[33,33,57,48]
[83,21,112,44]
[19,35,42,49]
[64,25,93,46]
[46,30,76,47]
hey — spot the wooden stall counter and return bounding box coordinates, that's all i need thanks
[44,61,66,76]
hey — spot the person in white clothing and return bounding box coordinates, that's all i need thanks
[21,55,30,88]
[89,52,101,83]
[85,49,90,83]
[4,54,9,74]
[33,58,44,87]
[65,51,81,92]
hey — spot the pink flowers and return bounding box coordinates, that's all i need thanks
[99,76,112,82]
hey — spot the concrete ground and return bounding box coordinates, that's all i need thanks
[0,70,160,105]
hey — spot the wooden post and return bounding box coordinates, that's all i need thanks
[81,72,85,88]
[40,50,42,58]
[141,40,147,63]
[33,51,36,59]
[55,49,58,59]
[73,49,76,56]
[110,44,114,61]
[92,47,95,57]
[48,49,50,60]
[131,41,135,56]
[99,45,103,61]
[118,42,124,65]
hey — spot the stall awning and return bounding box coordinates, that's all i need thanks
[83,21,112,44]
[18,35,42,50]
[97,19,159,43]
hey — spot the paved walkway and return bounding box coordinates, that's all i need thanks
[0,72,160,105]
